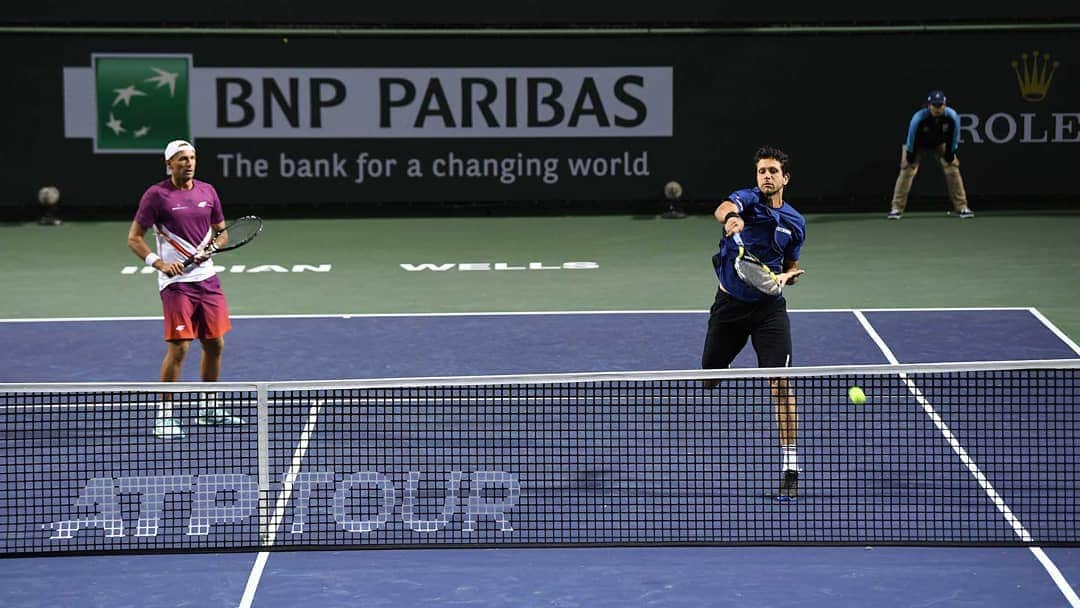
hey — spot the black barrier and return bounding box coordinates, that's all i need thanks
[1,31,1078,214]
[5,1,1079,27]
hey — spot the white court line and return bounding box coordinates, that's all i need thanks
[238,552,269,608]
[1027,307,1080,356]
[1031,548,1080,607]
[853,310,1080,608]
[844,306,1033,313]
[239,398,324,608]
[0,306,1039,323]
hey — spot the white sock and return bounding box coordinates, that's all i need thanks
[157,403,174,419]
[781,445,798,472]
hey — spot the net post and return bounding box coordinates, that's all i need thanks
[256,383,271,547]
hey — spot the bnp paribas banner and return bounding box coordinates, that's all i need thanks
[59,53,672,206]
[67,54,672,146]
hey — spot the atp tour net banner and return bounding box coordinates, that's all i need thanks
[5,363,1079,555]
[1,32,1077,212]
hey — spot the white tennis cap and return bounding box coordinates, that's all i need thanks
[164,139,195,160]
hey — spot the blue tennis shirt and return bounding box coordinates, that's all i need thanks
[712,187,806,303]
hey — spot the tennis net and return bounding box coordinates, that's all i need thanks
[2,359,1078,555]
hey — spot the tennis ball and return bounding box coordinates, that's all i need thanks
[848,386,867,405]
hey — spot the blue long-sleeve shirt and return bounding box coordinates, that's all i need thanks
[904,107,961,156]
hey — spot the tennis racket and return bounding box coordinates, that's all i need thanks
[182,215,263,267]
[732,233,785,296]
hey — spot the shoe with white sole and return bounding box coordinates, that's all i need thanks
[153,416,185,439]
[195,395,244,426]
[775,469,799,502]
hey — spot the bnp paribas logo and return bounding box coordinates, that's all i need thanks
[1011,50,1059,102]
[93,54,191,153]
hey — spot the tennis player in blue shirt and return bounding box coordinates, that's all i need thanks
[702,145,806,501]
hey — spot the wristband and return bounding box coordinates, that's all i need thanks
[144,252,161,267]
[723,211,740,224]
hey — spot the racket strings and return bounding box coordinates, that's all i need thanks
[215,217,263,252]
[735,246,783,296]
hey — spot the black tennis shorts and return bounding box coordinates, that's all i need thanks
[701,287,792,370]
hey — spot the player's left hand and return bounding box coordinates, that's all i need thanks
[191,246,212,264]
[778,269,805,287]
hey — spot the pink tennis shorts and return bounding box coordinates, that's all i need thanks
[160,276,232,341]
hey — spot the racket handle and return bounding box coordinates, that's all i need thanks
[181,246,211,267]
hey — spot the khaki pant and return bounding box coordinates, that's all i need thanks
[890,144,968,213]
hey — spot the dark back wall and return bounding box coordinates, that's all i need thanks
[5,1,1079,26]
[2,30,1076,215]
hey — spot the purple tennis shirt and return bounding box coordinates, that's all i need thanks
[134,179,224,290]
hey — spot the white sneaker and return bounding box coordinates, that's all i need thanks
[196,409,244,425]
[153,416,184,439]
[196,396,244,426]
[887,209,902,220]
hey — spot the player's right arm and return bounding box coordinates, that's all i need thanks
[127,221,184,277]
[714,200,744,237]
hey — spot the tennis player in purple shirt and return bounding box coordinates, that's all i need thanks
[126,139,242,439]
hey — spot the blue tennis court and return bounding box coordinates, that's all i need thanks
[2,307,1079,607]
[3,307,1077,382]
